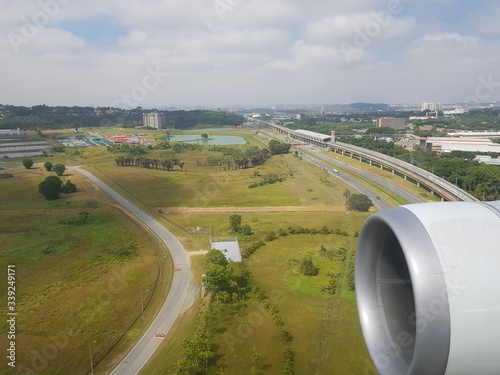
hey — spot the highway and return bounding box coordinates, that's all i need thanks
[301,147,426,205]
[69,167,190,375]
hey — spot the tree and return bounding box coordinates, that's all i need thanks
[268,140,291,155]
[203,249,229,268]
[299,257,319,276]
[61,180,77,194]
[38,175,63,200]
[44,161,53,171]
[343,188,351,204]
[22,158,33,169]
[241,224,253,235]
[201,133,209,139]
[53,164,66,176]
[347,194,373,212]
[229,214,242,232]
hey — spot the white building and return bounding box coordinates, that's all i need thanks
[143,113,165,130]
[421,103,443,112]
[426,137,500,153]
[0,128,21,137]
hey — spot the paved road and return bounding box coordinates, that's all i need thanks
[297,152,391,210]
[302,147,426,205]
[69,167,190,375]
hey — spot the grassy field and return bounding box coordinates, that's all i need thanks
[0,128,436,374]
[0,164,171,375]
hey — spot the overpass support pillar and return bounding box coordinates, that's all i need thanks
[359,156,362,162]
[350,153,353,159]
[342,150,345,156]
[392,170,395,175]
[404,175,407,180]
[417,182,420,187]
[369,160,372,166]
[380,165,383,170]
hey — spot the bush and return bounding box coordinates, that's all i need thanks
[22,158,33,169]
[38,175,62,200]
[60,180,77,194]
[53,164,66,176]
[59,212,103,226]
[44,161,53,171]
[299,257,319,276]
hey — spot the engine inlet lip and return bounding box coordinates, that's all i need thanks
[355,206,451,375]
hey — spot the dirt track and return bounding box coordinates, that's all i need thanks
[156,206,347,214]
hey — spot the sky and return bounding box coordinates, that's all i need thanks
[1,0,500,108]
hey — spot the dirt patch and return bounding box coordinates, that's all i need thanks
[156,206,347,214]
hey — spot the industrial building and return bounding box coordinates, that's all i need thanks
[0,128,21,137]
[143,112,165,130]
[376,117,406,130]
[425,137,500,153]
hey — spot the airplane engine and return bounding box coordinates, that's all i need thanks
[355,201,500,375]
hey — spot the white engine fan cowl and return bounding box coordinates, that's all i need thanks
[355,201,500,375]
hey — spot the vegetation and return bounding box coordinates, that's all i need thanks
[346,194,373,212]
[0,105,245,130]
[22,158,33,169]
[268,139,292,155]
[53,163,66,176]
[44,161,53,171]
[38,175,63,200]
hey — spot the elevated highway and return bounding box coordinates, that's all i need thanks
[252,119,479,202]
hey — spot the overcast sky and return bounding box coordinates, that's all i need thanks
[2,0,500,108]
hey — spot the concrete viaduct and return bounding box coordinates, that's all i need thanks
[252,119,479,202]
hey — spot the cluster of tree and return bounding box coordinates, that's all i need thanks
[174,330,214,375]
[115,156,185,171]
[299,257,319,276]
[319,245,347,261]
[0,105,246,130]
[248,173,283,188]
[268,140,291,155]
[0,172,13,179]
[59,212,102,226]
[346,194,373,212]
[229,215,253,235]
[204,146,271,170]
[38,176,77,200]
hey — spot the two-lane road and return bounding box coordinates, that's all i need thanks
[70,167,190,375]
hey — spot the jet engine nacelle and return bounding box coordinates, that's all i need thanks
[355,201,500,375]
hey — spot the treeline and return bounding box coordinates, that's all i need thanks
[201,145,272,170]
[0,105,246,130]
[115,157,185,171]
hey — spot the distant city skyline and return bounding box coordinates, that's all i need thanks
[2,0,500,108]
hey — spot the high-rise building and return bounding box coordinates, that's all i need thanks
[376,117,406,130]
[143,112,165,129]
[420,103,443,112]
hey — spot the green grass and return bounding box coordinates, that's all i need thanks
[0,163,166,375]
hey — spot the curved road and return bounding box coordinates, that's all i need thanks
[70,167,190,375]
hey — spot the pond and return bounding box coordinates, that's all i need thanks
[165,134,247,146]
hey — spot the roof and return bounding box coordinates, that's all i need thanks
[210,239,242,262]
[295,129,331,141]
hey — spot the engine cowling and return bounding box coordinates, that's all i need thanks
[355,201,500,375]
